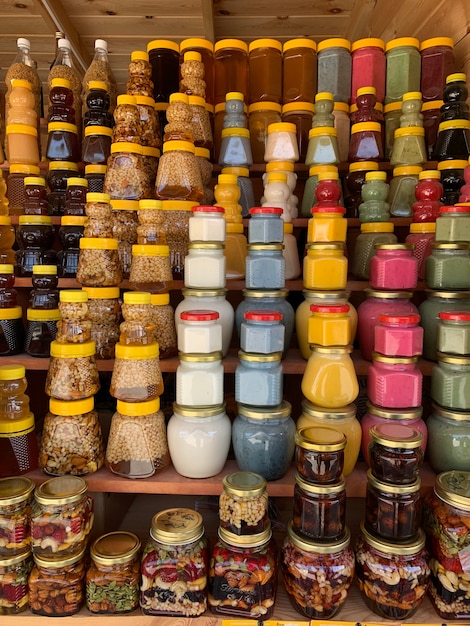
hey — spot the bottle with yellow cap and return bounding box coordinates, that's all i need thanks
[351,38,386,104]
[6,163,40,214]
[351,222,397,280]
[221,165,254,217]
[412,169,444,223]
[441,72,469,121]
[0,411,38,476]
[390,126,427,167]
[47,77,75,125]
[350,86,380,124]
[385,37,421,104]
[219,124,253,168]
[308,173,347,243]
[55,289,91,344]
[388,165,423,217]
[83,39,117,114]
[261,172,291,219]
[15,215,56,276]
[110,199,139,278]
[46,160,79,216]
[57,215,86,277]
[148,292,177,359]
[29,264,59,309]
[104,142,151,200]
[83,80,112,128]
[6,123,39,166]
[81,286,120,360]
[22,176,48,216]
[110,341,163,402]
[358,171,390,223]
[84,164,106,194]
[348,120,383,163]
[188,94,213,149]
[398,91,424,129]
[126,50,153,98]
[83,191,112,238]
[0,364,30,420]
[46,339,100,400]
[262,161,298,216]
[180,38,214,104]
[119,291,154,346]
[64,176,88,216]
[0,215,15,266]
[6,78,37,127]
[302,165,341,217]
[45,119,80,162]
[82,124,113,165]
[437,159,467,205]
[265,121,299,163]
[281,101,314,161]
[76,236,122,287]
[162,92,194,143]
[147,39,180,104]
[180,50,206,99]
[112,94,142,143]
[0,264,17,307]
[214,173,246,278]
[312,92,335,127]
[433,74,470,161]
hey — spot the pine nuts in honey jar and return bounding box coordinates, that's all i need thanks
[219,471,268,536]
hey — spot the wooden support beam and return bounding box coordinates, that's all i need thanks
[201,0,215,42]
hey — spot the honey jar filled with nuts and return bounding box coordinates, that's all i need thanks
[0,548,32,614]
[82,286,121,360]
[110,343,163,402]
[0,476,35,557]
[155,140,203,203]
[45,340,100,401]
[219,471,269,536]
[56,289,91,344]
[119,290,154,345]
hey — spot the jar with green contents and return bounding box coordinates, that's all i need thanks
[384,101,403,158]
[317,38,351,103]
[425,243,470,290]
[351,222,397,279]
[427,404,470,472]
[420,290,470,361]
[431,353,470,410]
[436,205,470,242]
[437,311,470,355]
[388,166,422,217]
[385,37,421,104]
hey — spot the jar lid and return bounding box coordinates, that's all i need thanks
[27,308,61,321]
[360,521,426,554]
[422,100,444,111]
[236,400,291,420]
[188,95,206,107]
[0,306,22,320]
[222,471,266,497]
[356,86,376,97]
[117,397,160,416]
[60,289,88,303]
[51,77,71,89]
[312,345,352,355]
[139,199,163,210]
[447,72,467,84]
[135,95,156,107]
[436,351,470,365]
[24,176,46,186]
[6,123,37,136]
[147,39,179,53]
[243,309,283,321]
[82,286,120,299]
[162,139,195,153]
[439,205,470,213]
[248,243,284,251]
[88,80,108,90]
[123,293,152,306]
[33,547,87,569]
[302,289,351,302]
[367,468,421,494]
[150,508,204,544]
[393,165,423,176]
[437,159,468,170]
[238,349,282,362]
[418,169,440,180]
[311,206,345,214]
[265,172,288,183]
[295,425,347,451]
[132,244,170,257]
[65,178,88,189]
[50,340,96,358]
[394,126,425,137]
[309,165,338,176]
[384,101,402,113]
[361,222,394,233]
[351,121,381,133]
[369,422,424,449]
[315,91,335,102]
[296,473,346,494]
[306,242,344,251]
[439,310,470,322]
[110,142,143,155]
[182,288,227,297]
[187,242,224,250]
[439,120,470,132]
[172,403,226,418]
[0,476,35,506]
[221,166,249,176]
[287,522,351,554]
[11,78,32,90]
[178,351,222,362]
[9,164,40,174]
[365,288,413,299]
[282,101,315,114]
[142,146,160,157]
[192,205,225,214]
[115,343,159,359]
[154,102,169,112]
[374,243,414,251]
[432,402,470,423]
[49,396,94,416]
[131,50,149,61]
[242,288,288,298]
[308,126,337,137]
[310,304,350,314]
[221,127,250,138]
[420,36,454,50]
[248,101,282,113]
[214,39,248,53]
[317,171,339,182]
[249,38,282,53]
[351,37,385,51]
[385,37,420,51]
[47,121,78,133]
[34,476,87,506]
[435,470,470,511]
[180,37,214,52]
[348,161,379,172]
[48,161,79,171]
[180,309,219,321]
[365,401,423,420]
[218,524,272,548]
[267,121,297,134]
[432,242,470,250]
[378,313,420,325]
[283,37,317,52]
[18,215,52,225]
[84,125,113,137]
[402,91,422,102]
[87,192,110,203]
[79,237,118,250]
[150,293,170,306]
[161,200,197,211]
[301,398,356,420]
[0,363,25,380]
[317,38,351,52]
[0,413,34,436]
[249,206,283,215]
[409,222,436,233]
[91,531,141,566]
[0,264,14,274]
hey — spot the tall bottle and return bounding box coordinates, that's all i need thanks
[48,38,82,130]
[82,39,117,116]
[5,38,41,122]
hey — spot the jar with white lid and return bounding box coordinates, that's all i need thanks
[240,309,284,354]
[235,350,283,406]
[178,309,222,354]
[184,242,226,289]
[264,122,299,162]
[176,352,224,406]
[189,205,226,242]
[167,404,231,478]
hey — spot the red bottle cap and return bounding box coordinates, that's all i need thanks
[191,205,225,213]
[311,206,346,214]
[378,313,421,325]
[310,304,350,314]
[244,309,283,321]
[439,311,470,322]
[439,205,470,214]
[180,310,220,321]
[249,207,283,215]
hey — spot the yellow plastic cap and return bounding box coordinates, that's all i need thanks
[184,51,202,63]
[248,101,282,113]
[309,165,338,176]
[282,101,315,114]
[317,38,351,53]
[50,340,96,358]
[47,122,77,133]
[419,170,440,180]
[87,192,110,203]
[161,200,196,211]
[116,397,160,416]
[123,291,151,305]
[131,50,149,62]
[351,122,381,133]
[0,307,22,320]
[283,38,316,52]
[18,215,52,225]
[180,38,213,53]
[226,92,245,102]
[266,173,288,183]
[249,38,282,53]
[154,102,169,111]
[132,244,169,257]
[11,79,32,90]
[384,102,403,113]
[217,174,238,185]
[142,146,160,158]
[117,95,137,107]
[0,216,11,226]
[135,96,155,107]
[438,120,470,132]
[32,264,57,275]
[169,92,189,104]
[147,39,179,53]
[48,161,78,171]
[393,166,423,177]
[318,171,339,181]
[150,293,170,306]
[356,86,376,97]
[0,364,26,380]
[115,343,159,359]
[315,92,334,102]
[226,223,244,233]
[109,200,139,211]
[267,121,296,134]
[266,161,295,172]
[385,37,420,52]
[361,222,394,233]
[79,237,118,250]
[139,199,163,210]
[348,161,379,172]
[49,396,94,416]
[437,159,469,170]
[421,100,444,111]
[308,127,337,137]
[402,91,422,101]
[365,171,387,181]
[6,124,37,136]
[60,289,88,303]
[333,102,349,113]
[188,95,206,107]
[446,72,467,84]
[351,38,385,52]
[221,127,250,138]
[82,286,120,299]
[162,140,195,153]
[88,81,108,91]
[410,222,436,233]
[67,177,88,187]
[394,126,425,137]
[0,413,34,435]
[221,166,250,176]
[51,77,71,89]
[110,142,143,155]
[195,146,210,161]
[24,177,46,186]
[27,309,59,324]
[214,39,248,53]
[0,265,14,274]
[61,216,87,226]
[9,164,40,174]
[420,37,454,51]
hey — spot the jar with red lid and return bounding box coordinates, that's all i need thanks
[368,352,422,409]
[355,523,430,620]
[178,309,222,354]
[357,288,419,360]
[436,204,470,242]
[374,312,423,357]
[365,469,422,540]
[369,422,424,484]
[348,121,383,162]
[281,523,354,620]
[361,402,427,464]
[248,206,283,243]
[307,304,351,347]
[351,38,386,104]
[189,205,225,242]
[295,425,345,484]
[240,309,284,354]
[23,176,49,215]
[370,244,418,290]
[420,37,455,102]
[293,474,346,540]
[307,205,347,244]
[437,310,470,354]
[422,100,444,158]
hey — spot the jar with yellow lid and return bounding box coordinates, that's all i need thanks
[264,121,299,162]
[305,126,340,167]
[46,160,79,216]
[82,125,113,164]
[77,236,121,287]
[119,290,153,346]
[355,523,430,620]
[343,160,379,218]
[214,39,248,105]
[0,548,32,614]
[148,293,177,359]
[388,165,423,216]
[405,221,436,280]
[45,340,100,401]
[301,164,339,217]
[390,126,427,166]
[293,474,346,540]
[282,38,317,104]
[135,95,161,148]
[248,101,282,163]
[110,342,163,402]
[188,95,213,149]
[141,507,208,616]
[434,120,470,163]
[30,476,93,557]
[0,476,35,556]
[29,548,86,616]
[317,38,351,103]
[46,121,79,162]
[24,307,61,357]
[40,396,104,476]
[282,101,315,161]
[302,345,359,409]
[6,163,40,215]
[0,264,16,308]
[56,289,91,344]
[219,127,253,168]
[156,140,203,202]
[303,242,347,290]
[348,121,383,162]
[81,286,120,359]
[295,425,346,484]
[142,146,160,194]
[5,124,39,165]
[0,364,29,420]
[106,397,169,478]
[160,199,197,278]
[129,244,172,292]
[14,215,56,276]
[437,158,467,205]
[23,176,49,215]
[86,531,140,614]
[127,50,153,97]
[248,38,282,104]
[0,413,38,477]
[104,142,150,200]
[137,199,166,245]
[112,94,142,143]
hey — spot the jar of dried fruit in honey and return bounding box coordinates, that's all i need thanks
[0,549,32,614]
[0,476,35,557]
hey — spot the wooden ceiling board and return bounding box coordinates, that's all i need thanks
[59,0,202,17]
[68,16,205,39]
[213,16,350,40]
[213,0,355,17]
[0,0,38,15]
[0,19,52,36]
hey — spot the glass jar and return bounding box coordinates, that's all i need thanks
[432,352,470,410]
[141,507,208,617]
[426,243,470,290]
[436,204,470,242]
[248,38,282,104]
[0,549,32,614]
[307,206,347,243]
[46,160,79,216]
[31,476,93,557]
[85,164,106,193]
[427,404,470,473]
[82,125,112,164]
[167,404,230,479]
[437,310,470,354]
[420,36,455,102]
[245,243,285,290]
[388,165,422,217]
[368,422,424,484]
[39,396,104,476]
[348,121,383,162]
[46,121,79,161]
[351,38,386,103]
[106,397,169,479]
[184,242,225,289]
[0,307,24,356]
[189,205,225,242]
[281,522,353,620]
[0,364,29,420]
[176,352,223,406]
[0,413,38,477]
[295,425,346,484]
[149,293,177,359]
[305,127,340,167]
[293,473,346,540]
[281,102,314,162]
[317,38,351,104]
[161,199,193,279]
[77,237,121,287]
[374,312,423,357]
[24,308,60,357]
[0,265,16,308]
[214,39,248,105]
[282,38,316,104]
[233,401,295,481]
[248,206,283,243]
[351,222,397,279]
[57,216,85,278]
[358,289,419,360]
[14,215,56,276]
[104,142,150,200]
[302,345,359,409]
[45,340,100,401]
[307,304,351,347]
[5,124,39,165]
[0,476,34,556]
[420,290,470,361]
[303,243,347,290]
[368,353,422,408]
[178,310,222,354]
[240,309,284,354]
[6,164,40,215]
[297,400,360,477]
[248,102,282,164]
[29,549,86,616]
[264,121,299,162]
[208,525,276,619]
[235,350,283,406]
[86,531,140,614]
[365,470,422,540]
[147,39,180,103]
[355,523,430,620]
[385,37,421,103]
[110,343,163,402]
[219,471,268,535]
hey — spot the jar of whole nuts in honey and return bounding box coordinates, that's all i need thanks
[161,199,195,279]
[86,531,141,614]
[188,95,213,149]
[219,471,269,536]
[106,397,170,478]
[368,422,424,484]
[82,286,121,359]
[0,549,33,614]
[29,548,86,616]
[112,94,142,143]
[77,237,122,287]
[0,476,35,557]
[127,50,153,98]
[135,95,161,148]
[110,342,163,402]
[293,473,346,540]
[155,140,203,203]
[120,290,154,345]
[129,244,173,293]
[45,340,100,401]
[39,396,104,476]
[137,199,166,244]
[104,142,151,200]
[56,289,91,344]
[142,146,160,195]
[149,293,177,359]
[84,192,113,238]
[110,199,139,278]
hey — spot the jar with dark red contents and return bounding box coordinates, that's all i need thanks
[0,265,17,308]
[281,523,354,620]
[219,471,268,536]
[422,100,444,159]
[293,474,346,540]
[369,422,424,484]
[365,469,422,540]
[0,476,35,557]
[208,525,277,620]
[295,426,345,484]
[370,244,418,290]
[368,353,422,409]
[420,37,455,102]
[355,523,430,620]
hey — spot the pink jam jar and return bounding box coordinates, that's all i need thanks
[370,244,418,290]
[368,353,423,409]
[361,402,427,465]
[374,313,423,357]
[357,289,420,360]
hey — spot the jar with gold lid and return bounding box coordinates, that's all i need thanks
[368,422,424,484]
[295,425,346,484]
[141,508,208,617]
[293,474,346,540]
[0,476,35,556]
[86,531,141,614]
[219,471,268,536]
[0,548,32,614]
[368,353,422,409]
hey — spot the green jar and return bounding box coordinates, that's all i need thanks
[431,353,470,410]
[435,205,470,242]
[384,102,402,159]
[437,311,470,355]
[388,166,422,217]
[419,290,470,361]
[427,403,470,473]
[425,243,470,290]
[385,37,421,104]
